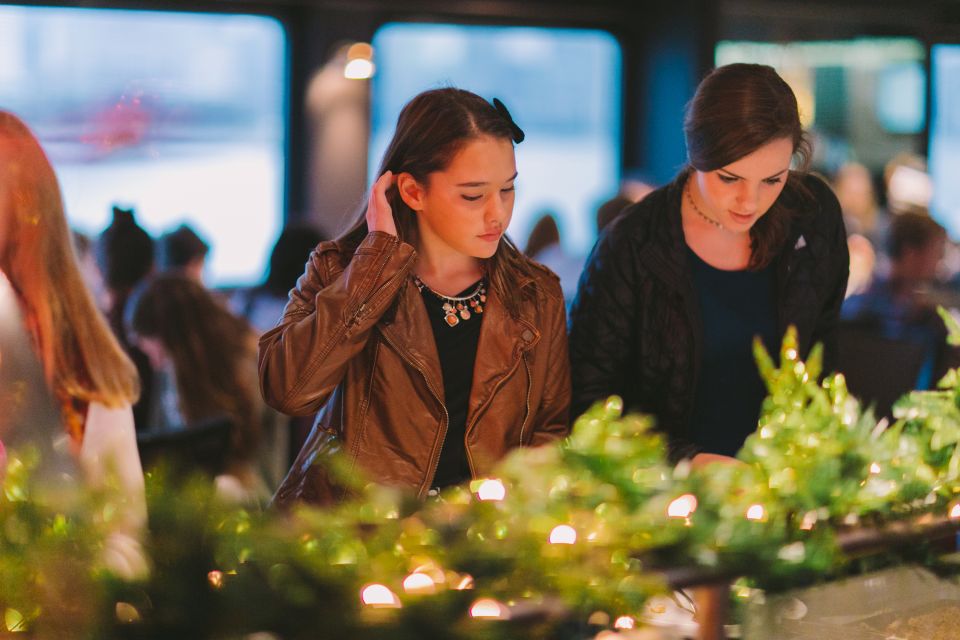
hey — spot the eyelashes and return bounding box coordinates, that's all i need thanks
[718,175,783,185]
[461,186,515,202]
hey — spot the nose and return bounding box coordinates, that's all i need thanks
[735,181,759,214]
[485,195,507,229]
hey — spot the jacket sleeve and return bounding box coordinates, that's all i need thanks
[809,178,849,373]
[258,232,416,416]
[568,222,639,422]
[527,286,572,446]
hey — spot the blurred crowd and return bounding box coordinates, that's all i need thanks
[72,208,325,501]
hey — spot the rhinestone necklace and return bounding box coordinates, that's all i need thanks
[413,274,487,327]
[686,181,725,230]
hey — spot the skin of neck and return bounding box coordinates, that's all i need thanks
[413,218,485,296]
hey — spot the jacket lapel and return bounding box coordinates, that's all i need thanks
[378,282,446,403]
[465,281,540,435]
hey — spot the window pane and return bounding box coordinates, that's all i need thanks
[931,45,960,237]
[716,39,925,173]
[0,6,286,285]
[370,23,622,256]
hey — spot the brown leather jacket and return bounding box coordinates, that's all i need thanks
[260,232,571,507]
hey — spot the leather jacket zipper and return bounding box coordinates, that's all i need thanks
[378,330,449,497]
[464,351,524,473]
[518,353,532,446]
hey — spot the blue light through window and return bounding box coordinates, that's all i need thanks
[0,6,286,285]
[931,45,960,237]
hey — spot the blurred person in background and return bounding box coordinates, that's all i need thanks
[231,224,325,334]
[261,88,570,507]
[842,212,957,389]
[158,223,210,283]
[524,211,584,305]
[595,193,635,235]
[128,274,274,500]
[571,64,848,463]
[96,205,156,429]
[0,111,146,574]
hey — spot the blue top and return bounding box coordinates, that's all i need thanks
[686,247,778,457]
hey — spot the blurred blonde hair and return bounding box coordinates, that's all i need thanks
[0,111,139,409]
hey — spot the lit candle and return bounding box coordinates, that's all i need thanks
[361,584,401,608]
[667,494,698,519]
[549,524,577,545]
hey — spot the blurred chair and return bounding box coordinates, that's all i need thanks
[835,321,929,419]
[136,416,232,478]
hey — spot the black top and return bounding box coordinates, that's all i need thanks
[569,172,849,460]
[686,247,778,457]
[419,280,484,488]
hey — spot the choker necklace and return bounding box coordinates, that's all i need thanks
[686,181,725,230]
[413,274,486,327]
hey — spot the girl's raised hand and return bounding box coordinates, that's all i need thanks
[366,171,397,237]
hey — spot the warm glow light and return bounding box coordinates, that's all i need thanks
[549,524,577,545]
[746,504,767,521]
[455,575,475,590]
[361,584,401,608]
[470,598,509,619]
[477,479,506,501]
[614,615,636,630]
[800,511,818,531]
[667,494,698,518]
[207,570,224,589]
[344,58,375,80]
[402,572,436,595]
[869,462,881,475]
[950,502,960,520]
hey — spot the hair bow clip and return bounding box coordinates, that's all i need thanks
[492,98,525,144]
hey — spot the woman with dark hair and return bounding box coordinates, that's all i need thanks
[570,64,849,462]
[128,274,266,496]
[260,88,570,506]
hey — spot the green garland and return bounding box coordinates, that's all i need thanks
[3,323,960,638]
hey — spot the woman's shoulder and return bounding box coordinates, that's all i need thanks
[521,258,565,306]
[791,172,845,234]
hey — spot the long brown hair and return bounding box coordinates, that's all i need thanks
[684,63,813,269]
[128,274,259,459]
[339,88,540,317]
[0,111,139,413]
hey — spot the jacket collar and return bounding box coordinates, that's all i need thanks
[378,275,541,416]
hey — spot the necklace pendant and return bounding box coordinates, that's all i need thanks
[459,308,471,320]
[445,312,460,327]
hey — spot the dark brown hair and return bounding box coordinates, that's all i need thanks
[339,88,540,317]
[128,274,259,460]
[524,212,560,258]
[684,63,813,269]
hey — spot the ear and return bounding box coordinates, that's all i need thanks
[396,172,426,212]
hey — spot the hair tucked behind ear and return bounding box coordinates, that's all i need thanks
[339,88,542,317]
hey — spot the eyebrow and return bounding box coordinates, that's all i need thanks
[456,171,518,188]
[719,168,790,181]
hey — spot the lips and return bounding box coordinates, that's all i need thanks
[729,211,755,224]
[478,232,502,241]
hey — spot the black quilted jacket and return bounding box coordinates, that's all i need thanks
[569,171,849,458]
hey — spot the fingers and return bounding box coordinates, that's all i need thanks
[372,170,393,211]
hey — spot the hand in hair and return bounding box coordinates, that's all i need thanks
[366,171,397,237]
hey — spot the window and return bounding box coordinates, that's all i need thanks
[370,23,622,257]
[716,39,925,174]
[0,6,286,285]
[930,45,960,237]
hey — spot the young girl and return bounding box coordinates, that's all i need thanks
[0,111,146,569]
[570,64,849,463]
[260,89,570,506]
